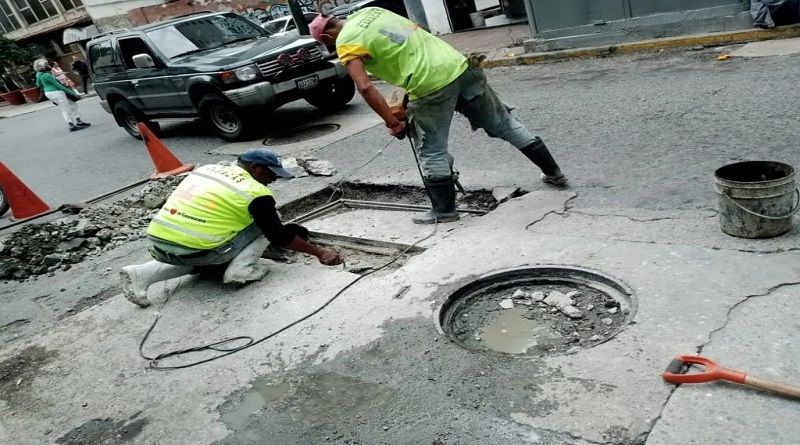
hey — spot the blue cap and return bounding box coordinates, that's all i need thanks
[239,148,294,178]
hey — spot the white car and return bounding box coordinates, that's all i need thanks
[262,13,317,37]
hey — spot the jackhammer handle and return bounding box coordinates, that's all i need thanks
[745,375,800,399]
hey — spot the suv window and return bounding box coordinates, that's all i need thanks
[146,13,266,59]
[118,37,159,70]
[88,41,121,74]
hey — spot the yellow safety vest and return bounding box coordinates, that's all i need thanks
[147,164,273,250]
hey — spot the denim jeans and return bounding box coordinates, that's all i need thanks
[407,67,538,179]
[148,223,263,267]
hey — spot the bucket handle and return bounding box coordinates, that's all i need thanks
[723,187,800,220]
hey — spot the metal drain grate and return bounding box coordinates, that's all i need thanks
[263,123,341,146]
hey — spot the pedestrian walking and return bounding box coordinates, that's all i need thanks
[70,55,91,95]
[33,59,91,132]
[49,61,78,94]
[309,8,567,224]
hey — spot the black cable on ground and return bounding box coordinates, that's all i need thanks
[139,135,438,370]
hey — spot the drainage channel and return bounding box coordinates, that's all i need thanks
[436,266,637,357]
[278,182,501,222]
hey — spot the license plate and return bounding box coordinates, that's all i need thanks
[297,75,319,90]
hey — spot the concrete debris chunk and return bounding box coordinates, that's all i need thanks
[281,157,309,178]
[544,291,574,308]
[511,289,528,299]
[530,291,545,302]
[590,335,602,341]
[559,305,583,319]
[566,290,580,299]
[295,155,317,168]
[601,318,614,326]
[499,299,515,309]
[607,307,619,314]
[304,160,337,176]
[586,304,595,311]
[491,187,519,204]
[56,238,87,252]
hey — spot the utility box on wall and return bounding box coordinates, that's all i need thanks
[524,0,751,52]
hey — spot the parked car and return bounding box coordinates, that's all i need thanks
[329,0,408,19]
[262,13,317,37]
[87,11,355,141]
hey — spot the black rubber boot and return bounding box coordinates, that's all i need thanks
[519,138,567,185]
[412,177,460,225]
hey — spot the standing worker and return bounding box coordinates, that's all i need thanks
[309,8,567,224]
[71,55,91,95]
[120,149,343,308]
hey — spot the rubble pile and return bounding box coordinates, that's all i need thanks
[0,176,183,281]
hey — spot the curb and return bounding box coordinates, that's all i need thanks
[481,24,800,68]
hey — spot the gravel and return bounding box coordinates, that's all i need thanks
[0,176,183,281]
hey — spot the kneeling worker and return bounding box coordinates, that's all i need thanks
[120,149,343,307]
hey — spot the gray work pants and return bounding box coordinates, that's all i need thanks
[407,67,538,179]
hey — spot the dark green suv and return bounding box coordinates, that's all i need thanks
[87,11,355,141]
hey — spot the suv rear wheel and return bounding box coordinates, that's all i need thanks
[113,100,161,140]
[304,77,356,111]
[198,94,256,142]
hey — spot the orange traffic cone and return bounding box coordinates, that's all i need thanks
[138,123,194,180]
[0,162,50,219]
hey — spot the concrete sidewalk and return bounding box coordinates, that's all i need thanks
[2,32,800,445]
[440,23,800,67]
[0,92,98,119]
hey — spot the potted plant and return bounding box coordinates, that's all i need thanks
[0,36,32,105]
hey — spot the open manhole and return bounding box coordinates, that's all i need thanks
[263,123,340,145]
[437,266,636,356]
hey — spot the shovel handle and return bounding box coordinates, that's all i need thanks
[662,355,746,384]
[745,375,800,399]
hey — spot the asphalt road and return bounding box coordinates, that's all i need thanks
[0,95,374,215]
[2,45,799,220]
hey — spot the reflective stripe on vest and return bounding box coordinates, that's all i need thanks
[149,218,226,242]
[146,164,273,250]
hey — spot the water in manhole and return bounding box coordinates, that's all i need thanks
[263,123,340,145]
[437,266,636,356]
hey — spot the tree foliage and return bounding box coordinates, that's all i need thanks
[0,36,30,70]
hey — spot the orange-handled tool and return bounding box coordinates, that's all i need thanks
[663,355,800,399]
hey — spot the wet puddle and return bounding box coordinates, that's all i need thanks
[479,308,563,354]
[221,378,291,430]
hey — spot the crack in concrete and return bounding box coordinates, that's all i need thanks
[697,281,800,354]
[644,282,800,444]
[525,194,577,231]
[569,210,718,223]
[526,229,800,255]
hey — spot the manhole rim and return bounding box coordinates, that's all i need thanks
[433,264,637,356]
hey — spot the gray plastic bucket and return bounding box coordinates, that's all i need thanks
[714,161,799,238]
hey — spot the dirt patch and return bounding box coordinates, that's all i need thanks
[279,182,499,221]
[58,286,122,320]
[212,317,592,445]
[448,283,628,356]
[0,345,57,405]
[55,413,148,445]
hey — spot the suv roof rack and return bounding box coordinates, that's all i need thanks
[171,10,217,19]
[90,28,133,40]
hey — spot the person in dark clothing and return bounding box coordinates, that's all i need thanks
[71,55,91,94]
[119,148,343,307]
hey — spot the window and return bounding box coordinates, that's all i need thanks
[88,41,121,74]
[11,0,58,25]
[59,0,82,11]
[0,1,21,32]
[146,13,266,59]
[117,37,157,70]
